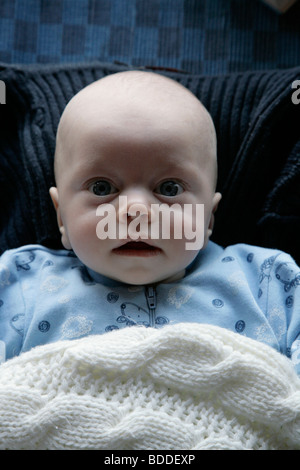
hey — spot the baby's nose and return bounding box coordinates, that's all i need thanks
[117,192,156,240]
[118,192,153,223]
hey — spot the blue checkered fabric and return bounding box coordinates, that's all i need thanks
[0,0,299,74]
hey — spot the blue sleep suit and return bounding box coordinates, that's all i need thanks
[0,241,299,373]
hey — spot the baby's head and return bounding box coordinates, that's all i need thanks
[50,71,221,285]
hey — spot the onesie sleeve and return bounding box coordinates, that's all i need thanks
[0,249,26,362]
[267,252,300,374]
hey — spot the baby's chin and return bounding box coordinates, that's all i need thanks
[107,272,163,286]
[104,268,186,286]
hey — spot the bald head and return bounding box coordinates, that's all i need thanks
[54,71,217,187]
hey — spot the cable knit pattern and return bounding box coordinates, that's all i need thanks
[0,323,300,450]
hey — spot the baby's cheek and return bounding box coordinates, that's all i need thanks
[69,212,99,246]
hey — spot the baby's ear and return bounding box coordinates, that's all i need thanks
[49,187,72,250]
[207,192,222,238]
[212,192,222,213]
[49,186,59,211]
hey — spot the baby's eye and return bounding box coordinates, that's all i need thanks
[88,180,118,196]
[156,180,184,197]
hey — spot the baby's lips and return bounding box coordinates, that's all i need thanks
[114,239,159,249]
[116,241,157,251]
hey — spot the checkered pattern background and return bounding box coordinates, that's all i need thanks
[0,0,299,74]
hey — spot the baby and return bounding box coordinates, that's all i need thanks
[0,71,299,373]
[50,71,221,286]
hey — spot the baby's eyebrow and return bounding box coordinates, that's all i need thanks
[158,160,202,178]
[73,157,111,175]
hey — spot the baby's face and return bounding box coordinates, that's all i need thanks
[50,72,221,285]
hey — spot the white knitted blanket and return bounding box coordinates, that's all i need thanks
[1,323,300,450]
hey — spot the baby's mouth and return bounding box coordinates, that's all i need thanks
[112,241,162,257]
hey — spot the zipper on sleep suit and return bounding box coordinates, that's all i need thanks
[145,285,157,327]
